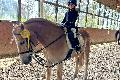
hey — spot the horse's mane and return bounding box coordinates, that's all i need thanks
[24,18,58,27]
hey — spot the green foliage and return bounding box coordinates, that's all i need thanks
[0,0,18,21]
[21,17,27,22]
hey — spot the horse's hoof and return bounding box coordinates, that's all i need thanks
[74,74,77,78]
[84,77,87,80]
[118,43,120,45]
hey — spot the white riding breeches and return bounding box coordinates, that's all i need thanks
[71,28,77,38]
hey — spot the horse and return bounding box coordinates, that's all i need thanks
[115,30,120,45]
[12,18,90,80]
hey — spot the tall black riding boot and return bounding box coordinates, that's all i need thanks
[64,49,73,60]
[75,38,81,51]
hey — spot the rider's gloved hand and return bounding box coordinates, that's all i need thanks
[59,23,65,29]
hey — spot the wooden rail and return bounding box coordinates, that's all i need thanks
[82,28,117,44]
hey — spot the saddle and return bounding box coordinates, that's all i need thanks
[67,29,80,49]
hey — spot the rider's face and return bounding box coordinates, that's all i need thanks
[68,3,75,9]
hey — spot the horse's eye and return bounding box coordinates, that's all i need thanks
[20,41,25,45]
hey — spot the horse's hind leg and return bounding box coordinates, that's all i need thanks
[84,51,89,80]
[74,53,84,78]
[46,67,51,80]
[84,42,90,80]
[74,55,79,78]
[46,62,51,80]
[57,63,63,80]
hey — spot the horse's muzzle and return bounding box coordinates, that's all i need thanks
[19,51,33,65]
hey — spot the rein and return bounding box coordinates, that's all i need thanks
[34,33,65,53]
[32,33,67,68]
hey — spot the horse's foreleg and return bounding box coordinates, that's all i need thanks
[57,63,63,80]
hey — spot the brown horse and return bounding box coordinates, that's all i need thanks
[12,18,90,80]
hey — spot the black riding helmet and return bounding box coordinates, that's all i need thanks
[68,0,77,6]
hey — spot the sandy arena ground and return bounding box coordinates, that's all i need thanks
[0,42,120,80]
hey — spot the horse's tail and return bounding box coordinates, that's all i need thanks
[80,29,90,52]
[115,30,119,41]
[84,31,90,59]
[86,35,90,52]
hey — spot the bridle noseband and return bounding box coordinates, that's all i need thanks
[19,50,33,54]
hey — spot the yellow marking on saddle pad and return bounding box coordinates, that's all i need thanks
[20,29,30,49]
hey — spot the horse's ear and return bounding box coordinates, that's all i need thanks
[12,23,15,27]
[12,23,18,28]
[20,23,24,30]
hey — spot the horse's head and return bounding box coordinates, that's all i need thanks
[12,23,32,65]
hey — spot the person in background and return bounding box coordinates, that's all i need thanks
[115,28,120,45]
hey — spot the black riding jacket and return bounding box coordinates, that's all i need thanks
[62,8,79,29]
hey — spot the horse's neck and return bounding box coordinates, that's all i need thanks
[30,23,63,47]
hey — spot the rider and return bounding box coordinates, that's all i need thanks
[61,0,81,59]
